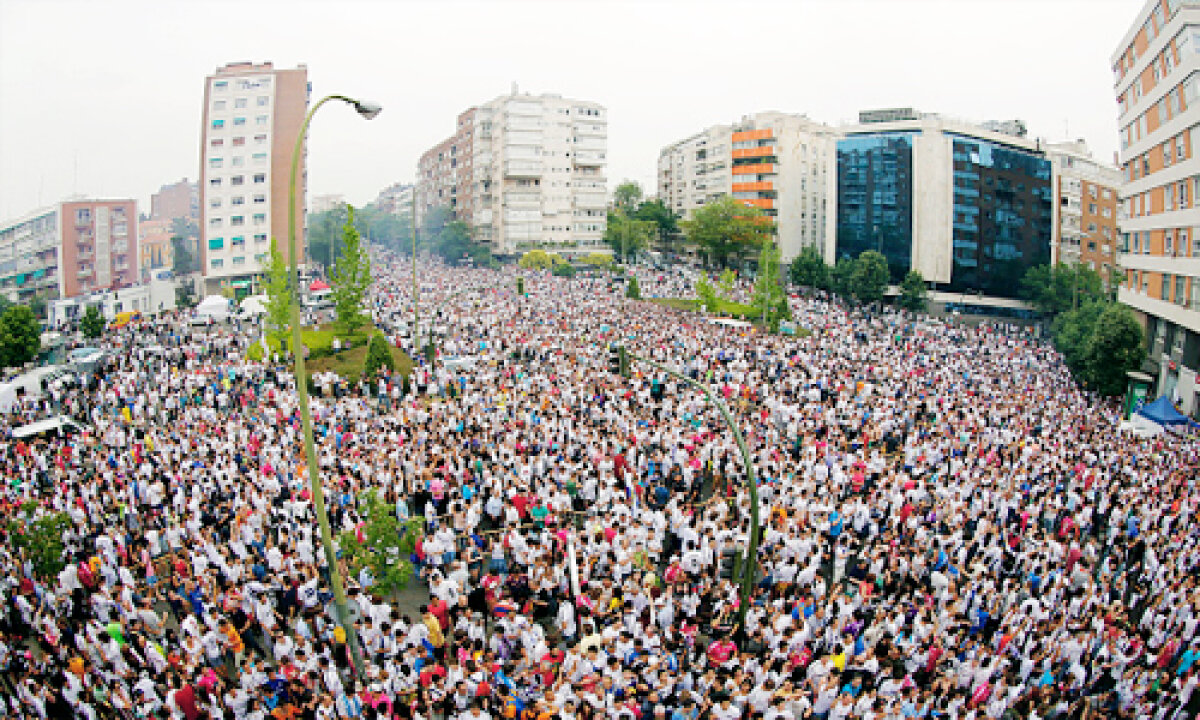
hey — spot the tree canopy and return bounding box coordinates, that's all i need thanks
[788,245,829,290]
[262,236,292,344]
[612,181,643,215]
[0,305,41,368]
[682,197,773,269]
[329,207,372,336]
[898,270,929,312]
[604,209,655,263]
[1020,263,1106,316]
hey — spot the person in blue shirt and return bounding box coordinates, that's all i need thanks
[1177,642,1198,676]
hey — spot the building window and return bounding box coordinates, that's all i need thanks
[254,134,267,145]
[231,196,245,206]
[235,98,247,109]
[233,117,247,126]
[1177,275,1187,305]
[1163,274,1172,301]
[252,213,265,224]
[231,236,246,247]
[75,208,91,224]
[253,194,266,204]
[252,153,267,164]
[231,176,244,186]
[210,198,222,209]
[211,258,223,268]
[210,178,222,187]
[232,157,244,168]
[211,119,224,129]
[209,218,222,228]
[232,256,246,266]
[209,158,223,169]
[232,137,246,147]
[231,216,245,227]
[208,237,224,250]
[257,96,269,107]
[214,100,226,111]
[214,80,228,91]
[256,115,269,126]
[253,174,265,184]
[254,234,267,243]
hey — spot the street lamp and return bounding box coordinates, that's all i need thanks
[618,348,761,635]
[287,93,381,674]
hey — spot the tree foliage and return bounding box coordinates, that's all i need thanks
[682,197,772,270]
[830,258,856,300]
[788,245,829,290]
[329,206,372,336]
[626,274,641,299]
[695,276,718,312]
[612,181,643,215]
[5,501,71,579]
[604,209,655,263]
[1051,301,1145,395]
[171,236,197,276]
[851,251,890,305]
[632,199,680,253]
[363,333,395,379]
[1084,304,1145,396]
[518,250,568,271]
[1020,263,1106,316]
[262,236,292,344]
[752,240,789,328]
[898,270,929,312]
[337,490,424,599]
[0,305,41,368]
[80,305,105,340]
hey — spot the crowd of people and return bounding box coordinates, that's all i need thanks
[1,253,1198,720]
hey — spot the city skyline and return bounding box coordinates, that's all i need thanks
[0,0,1140,222]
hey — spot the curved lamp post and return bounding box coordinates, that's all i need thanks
[287,94,380,674]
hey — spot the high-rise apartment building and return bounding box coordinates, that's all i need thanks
[416,90,608,255]
[199,62,308,293]
[657,112,836,261]
[151,178,199,224]
[0,198,138,303]
[139,218,173,276]
[835,111,1053,304]
[1112,0,1200,412]
[1043,141,1122,276]
[374,183,414,219]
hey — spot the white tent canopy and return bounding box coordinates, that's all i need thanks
[239,295,267,316]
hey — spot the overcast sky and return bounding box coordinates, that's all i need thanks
[0,0,1143,222]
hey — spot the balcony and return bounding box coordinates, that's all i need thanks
[76,267,94,279]
[504,160,543,177]
[575,193,607,209]
[573,151,604,166]
[504,192,540,207]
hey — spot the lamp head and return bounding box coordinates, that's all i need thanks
[354,101,383,120]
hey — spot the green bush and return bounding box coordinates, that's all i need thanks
[625,274,641,299]
[363,333,395,379]
[552,263,577,278]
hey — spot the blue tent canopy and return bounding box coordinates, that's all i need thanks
[1137,396,1191,427]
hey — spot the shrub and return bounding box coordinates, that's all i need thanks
[363,333,395,379]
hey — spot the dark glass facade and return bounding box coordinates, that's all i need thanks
[835,133,915,282]
[948,135,1052,298]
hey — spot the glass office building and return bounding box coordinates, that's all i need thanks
[947,135,1052,297]
[835,133,915,282]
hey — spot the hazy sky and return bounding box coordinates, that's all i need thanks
[0,0,1143,222]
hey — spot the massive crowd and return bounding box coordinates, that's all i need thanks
[1,253,1198,720]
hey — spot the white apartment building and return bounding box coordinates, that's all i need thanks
[417,90,608,256]
[656,112,837,262]
[1043,140,1121,273]
[199,62,309,294]
[1112,0,1200,413]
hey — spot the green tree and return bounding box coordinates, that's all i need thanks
[1052,301,1106,378]
[898,270,929,312]
[1020,263,1105,316]
[626,274,641,299]
[337,490,424,598]
[519,250,556,271]
[717,269,737,299]
[613,180,643,215]
[788,245,829,290]
[5,501,71,579]
[632,199,680,253]
[1083,303,1145,396]
[580,252,614,269]
[262,236,292,344]
[362,333,395,379]
[830,257,856,300]
[171,236,197,276]
[330,206,372,336]
[752,239,788,327]
[307,204,350,270]
[0,305,41,368]
[682,197,772,269]
[604,209,654,263]
[552,263,577,278]
[695,276,718,312]
[851,251,890,305]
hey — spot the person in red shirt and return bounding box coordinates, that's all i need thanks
[427,597,450,631]
[707,637,736,667]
